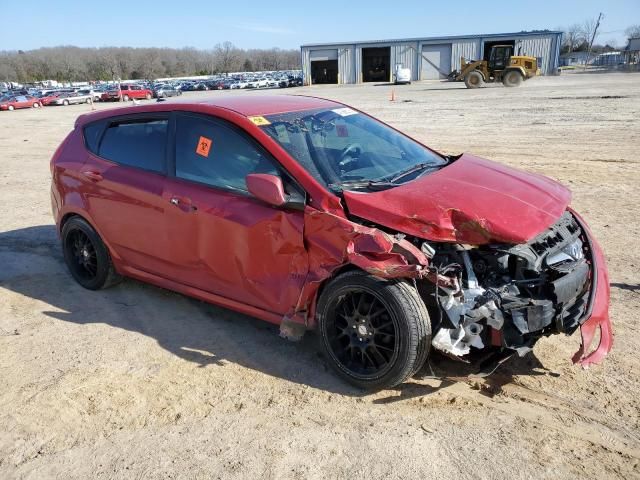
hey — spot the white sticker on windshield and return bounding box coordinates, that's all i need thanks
[332,107,358,117]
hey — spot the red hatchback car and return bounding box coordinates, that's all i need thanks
[0,94,41,111]
[50,96,612,390]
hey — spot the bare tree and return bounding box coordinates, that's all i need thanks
[214,41,240,74]
[564,24,585,52]
[626,25,640,40]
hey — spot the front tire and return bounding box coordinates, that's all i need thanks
[62,217,122,290]
[503,70,523,87]
[8,105,14,111]
[465,70,484,89]
[145,93,151,100]
[317,270,431,390]
[33,102,40,108]
[63,100,69,106]
[123,94,129,101]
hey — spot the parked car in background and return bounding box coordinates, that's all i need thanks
[40,92,66,106]
[49,95,612,390]
[394,66,412,85]
[50,91,94,106]
[153,84,182,98]
[101,84,152,102]
[0,95,41,110]
[279,76,303,88]
[77,88,102,101]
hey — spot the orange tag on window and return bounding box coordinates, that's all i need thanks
[196,136,212,157]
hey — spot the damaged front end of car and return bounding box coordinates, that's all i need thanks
[293,205,612,371]
[417,209,612,366]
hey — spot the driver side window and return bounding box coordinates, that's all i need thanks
[174,114,280,193]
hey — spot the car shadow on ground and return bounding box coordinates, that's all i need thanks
[611,282,640,293]
[1,225,551,398]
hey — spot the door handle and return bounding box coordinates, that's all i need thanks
[82,170,103,182]
[170,196,197,212]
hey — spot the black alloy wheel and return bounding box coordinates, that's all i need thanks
[66,229,98,281]
[317,271,431,390]
[61,216,122,290]
[327,288,399,378]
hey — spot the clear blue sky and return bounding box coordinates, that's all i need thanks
[0,0,637,50]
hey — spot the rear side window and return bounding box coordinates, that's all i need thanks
[84,122,103,153]
[98,119,168,173]
[174,114,279,192]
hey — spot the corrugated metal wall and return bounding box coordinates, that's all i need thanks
[338,46,355,84]
[355,46,363,83]
[451,39,481,72]
[390,43,419,80]
[301,49,311,85]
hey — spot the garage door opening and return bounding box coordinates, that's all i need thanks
[311,60,338,84]
[362,47,390,82]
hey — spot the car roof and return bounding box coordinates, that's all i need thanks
[75,95,342,126]
[190,95,339,116]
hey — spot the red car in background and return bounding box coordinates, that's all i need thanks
[0,95,41,111]
[101,84,152,102]
[40,92,65,106]
[49,96,612,390]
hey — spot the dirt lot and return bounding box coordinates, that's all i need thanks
[1,72,639,479]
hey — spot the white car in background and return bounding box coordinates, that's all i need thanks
[77,88,101,101]
[394,66,412,85]
[51,91,94,105]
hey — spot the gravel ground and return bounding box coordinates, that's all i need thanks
[0,72,639,479]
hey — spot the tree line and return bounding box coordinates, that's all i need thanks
[560,22,640,54]
[0,42,301,83]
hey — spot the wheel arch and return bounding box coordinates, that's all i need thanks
[57,208,123,267]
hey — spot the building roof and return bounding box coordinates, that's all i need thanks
[301,30,563,48]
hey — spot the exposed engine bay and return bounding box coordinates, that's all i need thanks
[417,211,592,359]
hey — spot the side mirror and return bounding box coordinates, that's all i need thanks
[246,173,286,207]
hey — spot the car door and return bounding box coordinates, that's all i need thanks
[162,112,308,315]
[14,95,27,108]
[81,113,174,276]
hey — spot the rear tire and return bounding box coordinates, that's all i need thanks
[8,105,14,111]
[317,270,431,391]
[123,94,129,101]
[503,70,523,87]
[465,71,484,89]
[61,217,122,290]
[63,100,69,106]
[145,93,151,100]
[33,102,40,108]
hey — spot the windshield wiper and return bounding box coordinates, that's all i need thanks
[328,179,397,192]
[386,162,438,183]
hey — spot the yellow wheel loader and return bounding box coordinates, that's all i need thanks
[451,45,539,88]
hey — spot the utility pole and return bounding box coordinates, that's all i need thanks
[585,12,603,69]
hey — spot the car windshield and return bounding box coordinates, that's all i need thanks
[260,107,447,192]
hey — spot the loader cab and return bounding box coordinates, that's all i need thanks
[488,45,513,72]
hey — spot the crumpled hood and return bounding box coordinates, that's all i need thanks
[342,154,571,245]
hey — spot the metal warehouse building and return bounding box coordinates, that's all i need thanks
[301,30,562,85]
